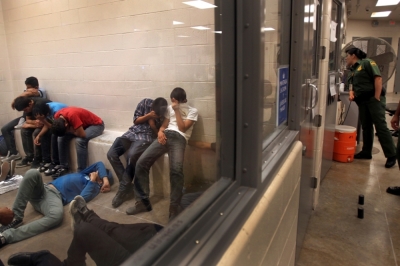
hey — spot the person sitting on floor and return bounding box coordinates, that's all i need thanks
[108,97,167,208]
[0,161,113,248]
[51,107,104,178]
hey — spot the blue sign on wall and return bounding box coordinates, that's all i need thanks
[277,66,289,126]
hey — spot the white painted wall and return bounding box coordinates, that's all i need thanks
[346,19,400,93]
[1,0,216,144]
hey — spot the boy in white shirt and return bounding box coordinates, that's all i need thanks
[126,88,198,221]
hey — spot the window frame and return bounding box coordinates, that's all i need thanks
[122,0,302,264]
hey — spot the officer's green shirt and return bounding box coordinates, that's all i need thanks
[348,58,381,97]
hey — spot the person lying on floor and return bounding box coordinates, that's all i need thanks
[6,192,204,266]
[0,161,113,248]
[7,195,163,266]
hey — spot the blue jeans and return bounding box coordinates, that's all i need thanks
[58,123,104,171]
[134,130,186,206]
[1,117,21,155]
[107,137,151,192]
[3,169,63,243]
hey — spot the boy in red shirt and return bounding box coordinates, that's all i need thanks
[50,107,104,178]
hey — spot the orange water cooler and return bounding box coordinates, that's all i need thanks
[333,125,357,163]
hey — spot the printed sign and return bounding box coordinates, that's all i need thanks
[277,66,289,126]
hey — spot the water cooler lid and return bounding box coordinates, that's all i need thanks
[335,125,356,133]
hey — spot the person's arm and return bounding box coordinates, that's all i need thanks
[171,99,194,133]
[158,118,170,145]
[148,119,158,135]
[374,76,383,101]
[69,126,86,138]
[11,89,40,109]
[134,111,159,125]
[34,125,50,145]
[391,100,400,130]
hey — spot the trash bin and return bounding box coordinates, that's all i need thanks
[333,125,357,163]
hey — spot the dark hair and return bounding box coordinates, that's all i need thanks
[151,97,168,117]
[52,118,67,136]
[345,47,367,59]
[32,101,50,117]
[170,87,187,103]
[25,77,39,88]
[14,96,32,111]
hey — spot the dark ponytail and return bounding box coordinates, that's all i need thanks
[345,47,367,59]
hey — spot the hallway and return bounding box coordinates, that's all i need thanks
[298,93,400,266]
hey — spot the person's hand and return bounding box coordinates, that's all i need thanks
[391,115,399,130]
[146,111,159,119]
[0,207,14,225]
[35,120,43,128]
[171,98,179,110]
[89,171,99,182]
[34,136,41,145]
[158,131,167,145]
[100,178,111,193]
[349,91,355,101]
[374,96,380,101]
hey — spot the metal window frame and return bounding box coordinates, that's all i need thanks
[122,1,301,265]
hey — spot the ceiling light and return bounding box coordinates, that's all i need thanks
[376,0,400,6]
[191,26,210,30]
[262,27,275,32]
[173,21,184,25]
[183,1,217,9]
[371,11,391,17]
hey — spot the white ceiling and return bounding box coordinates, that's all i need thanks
[346,0,400,21]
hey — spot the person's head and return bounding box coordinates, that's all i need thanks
[345,47,367,67]
[151,97,168,117]
[170,87,187,103]
[32,101,50,120]
[52,117,67,136]
[14,96,34,113]
[25,76,39,89]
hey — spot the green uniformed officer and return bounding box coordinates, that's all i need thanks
[346,47,396,168]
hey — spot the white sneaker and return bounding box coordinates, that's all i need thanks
[14,118,25,129]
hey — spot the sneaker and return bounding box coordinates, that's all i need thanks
[69,195,89,230]
[8,250,50,265]
[2,153,22,162]
[112,190,133,208]
[44,163,58,176]
[354,152,372,160]
[0,233,7,249]
[16,157,32,168]
[385,156,397,168]
[14,117,25,129]
[126,199,152,215]
[0,219,23,233]
[51,167,68,179]
[0,161,10,182]
[39,162,52,172]
[30,159,41,169]
[0,151,10,160]
[386,186,400,196]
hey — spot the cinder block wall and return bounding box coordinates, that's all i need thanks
[0,0,217,181]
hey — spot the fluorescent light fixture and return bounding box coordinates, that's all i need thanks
[173,21,184,25]
[376,0,400,6]
[262,27,275,32]
[177,35,190,38]
[371,11,391,17]
[304,4,315,13]
[212,31,222,34]
[304,16,314,23]
[191,26,210,30]
[183,1,217,9]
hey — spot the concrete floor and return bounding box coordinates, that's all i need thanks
[0,166,170,265]
[298,93,400,266]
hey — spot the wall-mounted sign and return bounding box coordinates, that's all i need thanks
[277,66,289,126]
